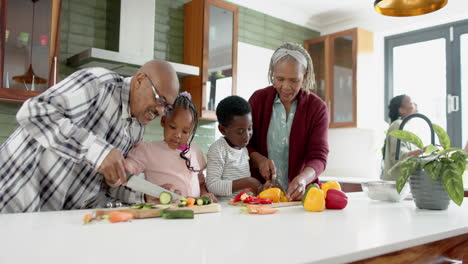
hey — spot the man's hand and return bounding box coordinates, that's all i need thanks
[99,148,127,187]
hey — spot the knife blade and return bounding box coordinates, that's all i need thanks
[125,173,181,200]
[271,174,286,194]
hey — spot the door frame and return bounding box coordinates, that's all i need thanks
[384,19,468,148]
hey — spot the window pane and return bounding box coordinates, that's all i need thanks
[393,39,446,133]
[461,34,468,147]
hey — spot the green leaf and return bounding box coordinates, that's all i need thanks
[439,147,463,155]
[388,130,424,149]
[432,124,451,149]
[450,151,468,164]
[423,161,442,181]
[396,158,419,193]
[424,144,438,154]
[386,157,409,180]
[441,160,465,206]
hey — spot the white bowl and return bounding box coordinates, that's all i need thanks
[361,181,410,202]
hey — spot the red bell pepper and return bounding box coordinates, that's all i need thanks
[325,189,348,210]
[243,196,272,204]
[233,188,252,202]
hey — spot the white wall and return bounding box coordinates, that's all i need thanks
[236,42,274,101]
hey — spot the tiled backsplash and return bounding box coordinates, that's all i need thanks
[0,0,318,153]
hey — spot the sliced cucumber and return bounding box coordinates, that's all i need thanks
[159,191,173,205]
[201,196,212,205]
[161,209,194,219]
[196,198,204,206]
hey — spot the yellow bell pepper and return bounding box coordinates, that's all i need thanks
[303,188,325,212]
[279,190,289,202]
[258,188,281,203]
[321,181,341,198]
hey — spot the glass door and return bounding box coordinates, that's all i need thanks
[392,38,447,143]
[385,22,468,148]
[453,24,468,148]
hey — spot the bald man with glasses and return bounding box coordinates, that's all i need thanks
[0,59,180,213]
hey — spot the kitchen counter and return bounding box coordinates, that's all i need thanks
[1,193,467,264]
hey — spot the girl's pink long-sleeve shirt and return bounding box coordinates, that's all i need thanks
[125,141,206,197]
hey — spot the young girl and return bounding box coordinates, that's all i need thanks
[124,92,217,203]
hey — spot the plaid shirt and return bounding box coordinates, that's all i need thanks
[0,68,146,213]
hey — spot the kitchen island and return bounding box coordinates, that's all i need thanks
[1,193,467,263]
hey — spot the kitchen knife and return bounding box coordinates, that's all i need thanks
[125,173,181,200]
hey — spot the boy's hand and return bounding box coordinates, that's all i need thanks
[262,180,274,191]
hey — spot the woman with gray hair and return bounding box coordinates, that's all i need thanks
[247,42,329,201]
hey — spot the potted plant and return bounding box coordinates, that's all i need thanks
[387,113,467,210]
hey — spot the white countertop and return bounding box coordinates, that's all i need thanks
[1,193,468,264]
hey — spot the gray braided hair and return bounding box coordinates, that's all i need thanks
[268,42,316,94]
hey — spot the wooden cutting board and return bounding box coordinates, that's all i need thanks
[228,201,302,208]
[94,203,221,219]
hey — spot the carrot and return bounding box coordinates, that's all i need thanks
[246,205,278,215]
[105,211,133,223]
[83,214,93,224]
[186,197,196,207]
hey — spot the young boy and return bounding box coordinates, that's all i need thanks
[206,96,262,198]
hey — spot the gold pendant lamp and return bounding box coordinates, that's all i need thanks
[374,0,448,17]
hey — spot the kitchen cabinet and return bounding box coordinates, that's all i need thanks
[0,0,61,102]
[183,0,238,121]
[304,28,373,128]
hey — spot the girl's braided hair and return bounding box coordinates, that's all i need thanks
[166,92,199,172]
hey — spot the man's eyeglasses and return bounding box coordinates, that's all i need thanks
[145,74,172,112]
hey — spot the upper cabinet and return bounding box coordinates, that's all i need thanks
[183,0,238,121]
[305,28,373,128]
[0,0,61,102]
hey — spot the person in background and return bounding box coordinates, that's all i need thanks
[382,94,423,180]
[0,59,179,213]
[206,96,262,198]
[125,92,217,203]
[247,42,329,201]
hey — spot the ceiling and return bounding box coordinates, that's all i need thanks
[229,0,468,35]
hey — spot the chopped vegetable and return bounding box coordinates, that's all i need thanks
[258,188,282,203]
[242,205,278,215]
[186,197,196,206]
[159,191,173,205]
[201,196,212,205]
[103,211,133,223]
[233,188,252,202]
[83,214,93,224]
[196,198,204,206]
[243,196,272,204]
[131,203,156,209]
